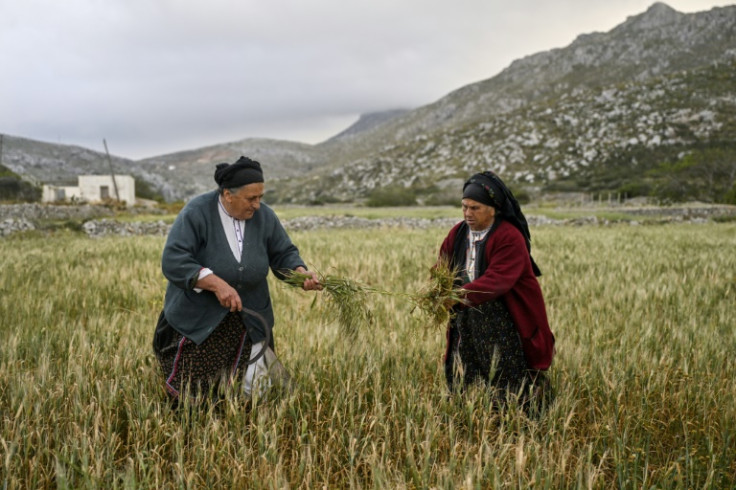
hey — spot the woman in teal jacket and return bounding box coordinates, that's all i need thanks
[153,156,320,401]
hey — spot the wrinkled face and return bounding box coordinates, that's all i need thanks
[223,183,264,220]
[462,198,496,231]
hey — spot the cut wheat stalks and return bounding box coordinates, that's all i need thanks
[409,257,470,328]
[284,270,376,338]
[285,259,469,335]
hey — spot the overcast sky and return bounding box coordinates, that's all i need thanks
[0,0,732,160]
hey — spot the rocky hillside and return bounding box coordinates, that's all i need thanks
[133,138,323,202]
[270,2,736,203]
[0,136,134,187]
[340,2,736,150]
[278,60,735,204]
[326,109,410,142]
[2,3,735,204]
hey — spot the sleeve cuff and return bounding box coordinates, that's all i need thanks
[193,267,213,293]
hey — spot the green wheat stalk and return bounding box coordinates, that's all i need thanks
[284,269,375,338]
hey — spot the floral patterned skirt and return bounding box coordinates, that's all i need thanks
[445,300,548,403]
[153,311,253,400]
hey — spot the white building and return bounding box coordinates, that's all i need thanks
[42,175,136,205]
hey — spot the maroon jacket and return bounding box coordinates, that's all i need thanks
[439,220,555,370]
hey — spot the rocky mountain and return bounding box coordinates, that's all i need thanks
[133,138,323,202]
[2,2,735,204]
[270,2,736,204]
[132,109,411,201]
[376,2,736,143]
[291,62,735,203]
[326,109,410,142]
[0,135,135,187]
[0,133,323,202]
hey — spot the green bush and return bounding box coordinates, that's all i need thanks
[508,185,531,204]
[0,163,19,178]
[365,185,417,207]
[308,194,344,206]
[724,182,736,205]
[617,180,652,199]
[134,176,165,202]
[423,193,460,206]
[650,146,736,204]
[0,177,41,202]
[420,185,459,206]
[548,142,736,204]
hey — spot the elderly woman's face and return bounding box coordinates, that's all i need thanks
[462,198,496,231]
[224,183,265,220]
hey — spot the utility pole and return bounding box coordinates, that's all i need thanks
[0,133,4,167]
[103,138,121,202]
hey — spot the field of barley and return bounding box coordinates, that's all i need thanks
[1,221,735,488]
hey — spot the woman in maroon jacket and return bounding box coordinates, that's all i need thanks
[440,171,555,408]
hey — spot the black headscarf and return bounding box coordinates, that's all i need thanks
[214,156,264,190]
[463,171,542,276]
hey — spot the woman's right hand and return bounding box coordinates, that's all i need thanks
[196,274,242,312]
[214,282,242,312]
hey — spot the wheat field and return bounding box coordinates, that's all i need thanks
[1,223,735,488]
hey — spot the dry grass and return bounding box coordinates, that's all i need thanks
[1,223,735,488]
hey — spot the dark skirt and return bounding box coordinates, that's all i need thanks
[153,311,253,399]
[445,300,548,403]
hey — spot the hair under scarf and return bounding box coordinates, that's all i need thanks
[463,171,542,276]
[214,156,264,190]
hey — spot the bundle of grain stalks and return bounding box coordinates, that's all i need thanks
[410,257,468,328]
[284,270,375,337]
[286,260,468,335]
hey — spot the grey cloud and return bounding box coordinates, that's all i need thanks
[1,0,731,159]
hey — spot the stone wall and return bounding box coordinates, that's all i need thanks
[82,219,171,237]
[1,218,35,237]
[0,203,114,222]
[1,203,734,238]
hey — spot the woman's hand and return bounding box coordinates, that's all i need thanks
[443,294,469,311]
[196,274,242,312]
[214,283,243,312]
[443,298,458,310]
[295,266,322,291]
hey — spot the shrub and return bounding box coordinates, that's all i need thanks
[0,177,41,202]
[508,185,531,204]
[617,181,652,199]
[650,146,736,203]
[365,185,417,207]
[134,176,165,202]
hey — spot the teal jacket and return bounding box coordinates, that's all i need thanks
[161,191,305,344]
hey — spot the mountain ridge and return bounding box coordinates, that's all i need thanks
[2,2,735,204]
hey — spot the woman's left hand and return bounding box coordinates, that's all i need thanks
[296,266,322,291]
